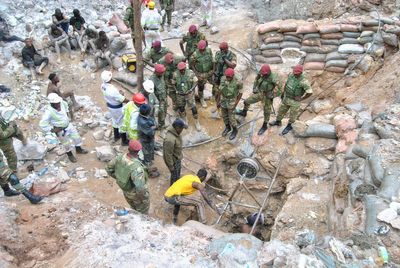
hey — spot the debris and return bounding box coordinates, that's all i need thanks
[93,129,105,140]
[14,139,47,160]
[29,179,67,197]
[295,229,316,248]
[95,145,115,162]
[377,208,398,224]
[94,168,109,179]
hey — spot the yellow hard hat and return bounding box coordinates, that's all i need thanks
[148,1,155,9]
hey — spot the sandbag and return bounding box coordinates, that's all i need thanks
[321,33,343,39]
[365,43,385,58]
[297,123,337,138]
[278,22,298,32]
[383,25,400,35]
[326,51,348,61]
[378,171,400,200]
[302,39,321,46]
[258,22,281,34]
[303,33,321,40]
[381,31,398,47]
[30,180,67,197]
[301,45,337,54]
[113,72,138,87]
[296,23,318,34]
[284,31,303,38]
[368,145,384,186]
[110,37,127,54]
[262,31,280,38]
[343,32,361,38]
[362,19,380,27]
[109,14,131,34]
[363,195,381,235]
[380,17,394,25]
[304,62,325,70]
[340,24,360,32]
[325,66,346,73]
[280,41,301,49]
[360,31,374,37]
[264,35,284,44]
[325,59,348,68]
[321,39,339,46]
[283,35,302,43]
[318,24,341,34]
[254,55,282,64]
[338,44,364,54]
[361,26,379,32]
[358,36,373,44]
[373,32,384,45]
[261,49,281,57]
[304,53,326,62]
[260,43,280,50]
[340,38,359,45]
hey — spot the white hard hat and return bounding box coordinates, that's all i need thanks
[101,70,112,83]
[143,80,154,93]
[0,106,17,123]
[48,93,62,104]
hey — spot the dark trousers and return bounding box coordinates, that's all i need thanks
[170,160,181,186]
[140,138,155,166]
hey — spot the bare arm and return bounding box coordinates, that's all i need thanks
[193,182,220,214]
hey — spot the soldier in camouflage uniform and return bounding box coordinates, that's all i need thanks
[179,25,206,66]
[106,140,150,214]
[0,106,26,172]
[237,64,280,136]
[213,42,237,97]
[270,65,312,135]
[216,68,243,140]
[158,53,185,113]
[150,64,168,129]
[190,40,213,108]
[172,61,201,131]
[160,0,174,31]
[0,153,43,203]
[144,40,171,67]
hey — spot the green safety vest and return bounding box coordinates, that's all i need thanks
[192,48,213,73]
[121,102,139,140]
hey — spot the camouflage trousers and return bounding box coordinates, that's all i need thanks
[140,138,154,166]
[123,190,150,214]
[221,99,238,127]
[276,97,301,124]
[165,194,206,224]
[243,93,273,123]
[162,9,173,26]
[0,158,13,187]
[176,91,198,119]
[196,71,213,100]
[166,82,178,111]
[0,142,17,172]
[156,96,167,128]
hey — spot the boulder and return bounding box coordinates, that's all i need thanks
[310,99,332,113]
[93,129,105,140]
[13,139,47,160]
[95,145,115,162]
[110,37,127,54]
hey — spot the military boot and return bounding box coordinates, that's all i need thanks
[200,98,207,108]
[22,189,43,204]
[281,123,293,135]
[113,128,121,142]
[229,127,238,140]
[258,123,268,136]
[269,120,282,126]
[121,132,129,146]
[236,108,248,117]
[1,184,20,197]
[66,151,77,163]
[75,146,89,154]
[195,119,202,131]
[222,124,231,136]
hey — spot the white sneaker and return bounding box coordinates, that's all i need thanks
[200,98,207,108]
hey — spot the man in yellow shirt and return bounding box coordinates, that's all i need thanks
[164,168,220,224]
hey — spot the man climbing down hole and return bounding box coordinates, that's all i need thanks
[0,155,43,204]
[100,71,129,145]
[241,212,264,240]
[164,168,220,224]
[215,68,243,140]
[39,93,88,163]
[236,64,279,136]
[269,64,312,135]
[106,140,150,214]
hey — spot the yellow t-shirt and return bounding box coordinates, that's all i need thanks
[164,175,201,197]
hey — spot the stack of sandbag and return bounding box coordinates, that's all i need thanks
[298,23,325,71]
[257,21,283,64]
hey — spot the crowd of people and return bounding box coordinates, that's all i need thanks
[0,0,313,228]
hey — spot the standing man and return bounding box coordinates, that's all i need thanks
[236,64,279,135]
[101,71,129,144]
[0,106,26,173]
[0,155,43,204]
[121,93,147,141]
[39,93,88,163]
[158,53,185,113]
[106,140,150,214]
[47,73,80,112]
[270,65,312,135]
[142,79,159,118]
[215,68,243,140]
[172,62,201,131]
[141,1,162,51]
[190,40,213,108]
[164,168,220,224]
[163,118,187,185]
[160,0,174,31]
[144,40,171,67]
[213,41,237,97]
[179,25,206,66]
[150,64,168,130]
[200,0,213,28]
[21,38,49,80]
